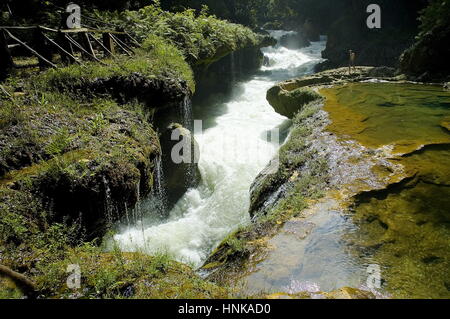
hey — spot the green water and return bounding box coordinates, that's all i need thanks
[322,83,450,298]
[322,83,450,155]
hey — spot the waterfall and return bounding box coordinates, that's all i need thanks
[102,176,113,225]
[180,96,193,131]
[230,51,236,85]
[153,155,168,217]
[178,96,199,189]
[154,155,165,200]
[113,32,327,267]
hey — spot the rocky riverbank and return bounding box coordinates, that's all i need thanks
[202,66,450,298]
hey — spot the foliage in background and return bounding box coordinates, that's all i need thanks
[0,0,431,34]
[418,0,450,38]
[96,5,262,64]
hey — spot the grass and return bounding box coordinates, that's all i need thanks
[34,35,195,94]
[0,104,25,130]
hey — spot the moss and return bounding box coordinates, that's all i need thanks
[317,82,450,298]
[27,244,231,299]
[35,35,195,95]
[441,116,450,132]
[267,86,322,119]
[0,97,160,240]
[320,83,450,155]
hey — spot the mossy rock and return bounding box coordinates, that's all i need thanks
[161,123,201,208]
[267,86,322,119]
[0,246,232,299]
[0,99,161,240]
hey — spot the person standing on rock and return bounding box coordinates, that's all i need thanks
[349,50,356,74]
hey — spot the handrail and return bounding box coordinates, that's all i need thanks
[0,22,138,75]
[0,25,126,34]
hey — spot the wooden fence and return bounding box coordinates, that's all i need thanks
[0,24,140,79]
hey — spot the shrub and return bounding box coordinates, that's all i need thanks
[96,5,262,64]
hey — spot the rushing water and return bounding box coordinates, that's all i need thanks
[113,32,326,267]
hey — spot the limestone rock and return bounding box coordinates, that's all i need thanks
[266,87,321,119]
[161,123,201,208]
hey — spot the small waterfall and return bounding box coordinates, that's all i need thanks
[124,203,131,228]
[180,96,193,131]
[153,155,168,216]
[135,181,146,240]
[184,145,198,190]
[179,96,198,189]
[230,51,236,84]
[154,155,164,197]
[102,176,113,225]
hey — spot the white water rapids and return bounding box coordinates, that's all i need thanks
[113,32,326,267]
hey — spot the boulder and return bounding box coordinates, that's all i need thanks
[160,123,201,208]
[368,66,397,78]
[267,86,322,119]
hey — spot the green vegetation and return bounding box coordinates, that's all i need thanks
[255,101,328,216]
[38,33,195,93]
[0,211,230,299]
[399,0,450,80]
[0,1,266,299]
[98,5,262,65]
[31,245,231,299]
[417,0,450,39]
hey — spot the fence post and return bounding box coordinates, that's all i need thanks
[0,29,14,80]
[33,27,54,70]
[57,31,75,64]
[116,27,127,44]
[80,32,96,60]
[102,33,115,57]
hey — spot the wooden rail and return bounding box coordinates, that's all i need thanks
[0,24,139,80]
[0,25,126,34]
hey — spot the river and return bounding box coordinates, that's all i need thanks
[113,32,327,268]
